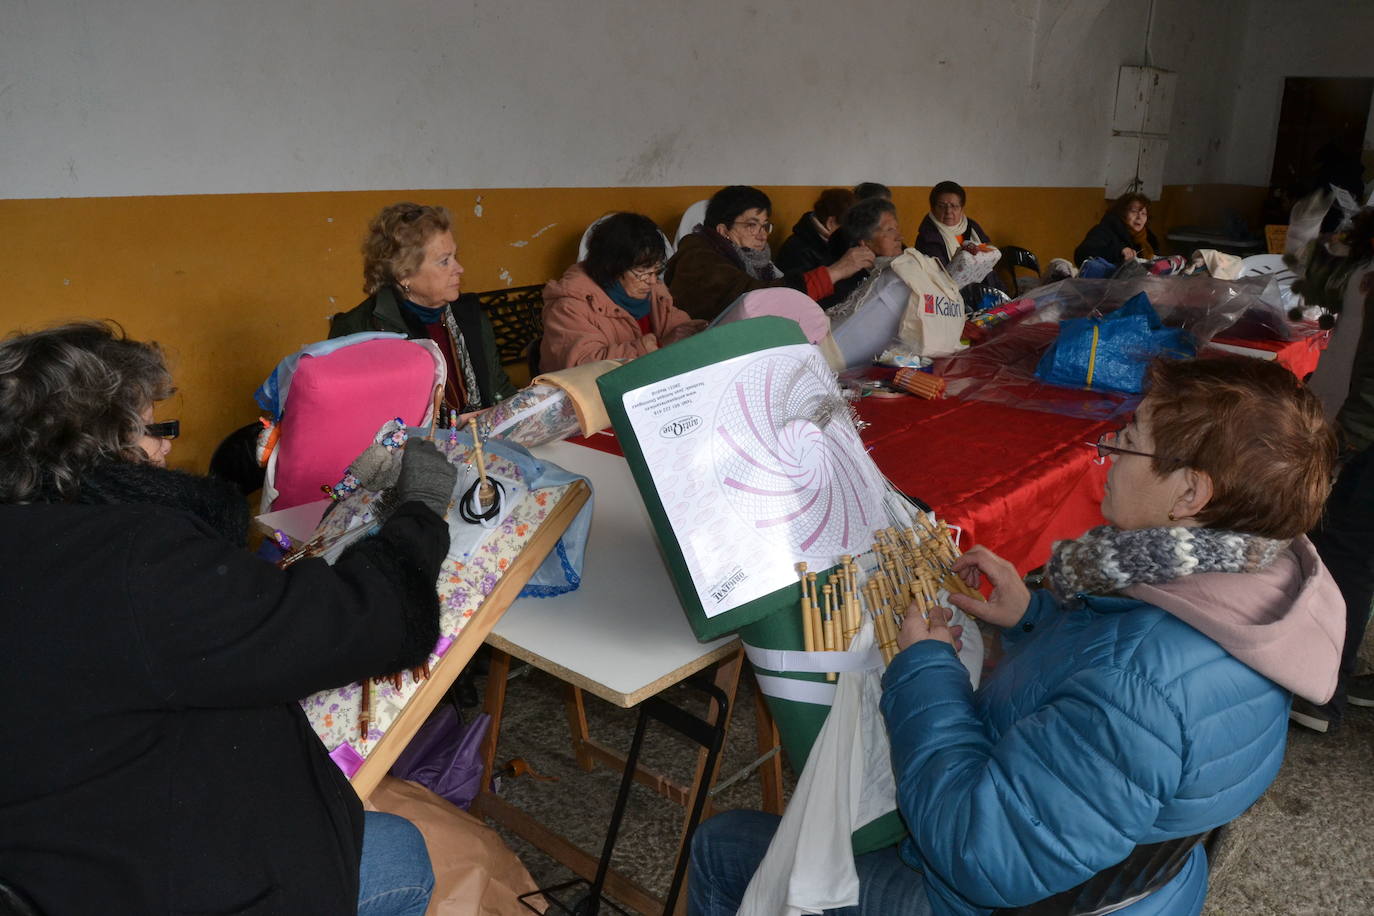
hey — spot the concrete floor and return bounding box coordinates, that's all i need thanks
[476,650,1374,916]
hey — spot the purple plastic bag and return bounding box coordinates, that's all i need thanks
[389,705,491,810]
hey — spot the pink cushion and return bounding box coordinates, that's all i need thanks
[273,339,435,510]
[717,288,831,343]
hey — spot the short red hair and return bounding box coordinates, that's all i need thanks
[1145,357,1335,538]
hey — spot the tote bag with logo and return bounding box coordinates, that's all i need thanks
[890,248,968,357]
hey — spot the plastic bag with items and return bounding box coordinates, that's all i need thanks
[933,274,1287,420]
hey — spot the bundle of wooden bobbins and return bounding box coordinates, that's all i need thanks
[796,514,981,675]
[892,367,946,399]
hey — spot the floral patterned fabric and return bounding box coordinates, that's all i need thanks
[301,440,571,771]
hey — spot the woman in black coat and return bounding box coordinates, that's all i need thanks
[1074,192,1160,266]
[0,322,456,915]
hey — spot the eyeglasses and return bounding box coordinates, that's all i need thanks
[1126,207,1148,217]
[934,202,963,211]
[144,420,180,440]
[626,264,663,281]
[1084,429,1165,465]
[732,219,773,234]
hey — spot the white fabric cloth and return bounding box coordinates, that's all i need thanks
[738,620,891,916]
[739,607,983,915]
[829,269,910,368]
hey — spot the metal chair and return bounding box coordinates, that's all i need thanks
[469,285,546,366]
[520,676,730,916]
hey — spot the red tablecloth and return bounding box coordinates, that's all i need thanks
[855,397,1112,575]
[1207,331,1329,380]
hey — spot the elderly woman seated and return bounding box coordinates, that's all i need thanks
[691,356,1343,915]
[664,185,874,322]
[776,188,857,275]
[825,196,906,308]
[0,321,455,915]
[1075,192,1159,267]
[914,180,995,270]
[331,201,516,414]
[541,212,706,371]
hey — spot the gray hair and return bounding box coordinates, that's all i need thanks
[0,321,173,503]
[842,197,897,245]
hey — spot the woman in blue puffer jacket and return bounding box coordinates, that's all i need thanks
[690,356,1345,915]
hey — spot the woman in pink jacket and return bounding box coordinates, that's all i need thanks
[540,212,706,371]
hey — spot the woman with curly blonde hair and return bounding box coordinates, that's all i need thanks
[330,201,516,413]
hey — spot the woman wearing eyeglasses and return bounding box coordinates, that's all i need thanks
[664,185,875,322]
[691,357,1343,915]
[0,321,457,915]
[913,180,995,271]
[1074,192,1160,267]
[539,212,706,372]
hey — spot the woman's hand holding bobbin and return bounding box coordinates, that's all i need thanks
[947,545,1031,629]
[898,603,963,653]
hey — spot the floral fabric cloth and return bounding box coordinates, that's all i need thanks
[301,443,573,770]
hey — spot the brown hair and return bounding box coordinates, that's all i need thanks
[1109,192,1151,222]
[1145,357,1335,538]
[361,202,453,295]
[812,188,856,224]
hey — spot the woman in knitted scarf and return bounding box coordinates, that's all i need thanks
[691,357,1344,916]
[913,180,995,270]
[663,185,875,322]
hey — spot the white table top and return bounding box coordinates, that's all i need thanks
[489,438,738,708]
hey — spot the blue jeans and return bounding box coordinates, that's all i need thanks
[688,810,933,916]
[358,811,434,916]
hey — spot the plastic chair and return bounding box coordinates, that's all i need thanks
[1238,253,1300,309]
[576,215,675,265]
[995,245,1041,296]
[674,200,709,247]
[261,336,443,511]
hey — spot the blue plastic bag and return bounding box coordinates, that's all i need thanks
[1035,292,1194,394]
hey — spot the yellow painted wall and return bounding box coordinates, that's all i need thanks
[0,183,1255,472]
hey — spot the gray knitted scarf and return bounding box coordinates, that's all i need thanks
[737,243,779,281]
[1046,525,1288,600]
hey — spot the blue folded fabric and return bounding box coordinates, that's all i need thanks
[451,433,592,599]
[1035,293,1195,394]
[1078,257,1117,279]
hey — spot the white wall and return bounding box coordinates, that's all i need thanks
[1226,0,1374,187]
[0,0,1322,200]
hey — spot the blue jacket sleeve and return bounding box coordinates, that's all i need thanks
[999,588,1059,650]
[879,639,1186,909]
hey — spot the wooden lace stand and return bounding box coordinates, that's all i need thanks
[348,478,591,801]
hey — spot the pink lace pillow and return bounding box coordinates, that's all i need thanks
[273,339,435,509]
